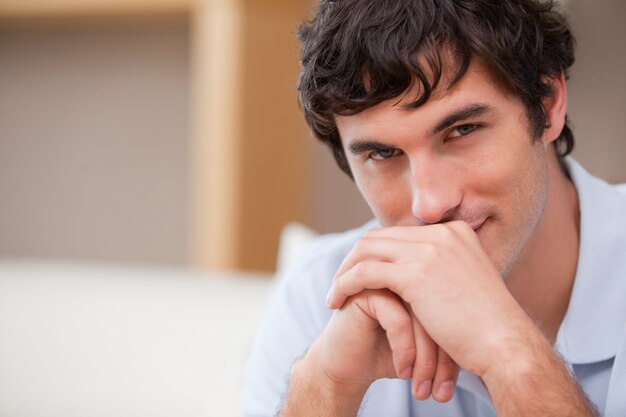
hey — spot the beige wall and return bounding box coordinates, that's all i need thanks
[0,17,190,265]
[308,140,372,234]
[567,0,626,183]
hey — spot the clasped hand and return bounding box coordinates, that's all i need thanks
[320,221,528,402]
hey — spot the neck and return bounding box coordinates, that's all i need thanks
[505,152,580,344]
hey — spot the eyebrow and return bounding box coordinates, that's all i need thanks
[347,103,495,155]
[348,140,394,155]
[432,103,494,134]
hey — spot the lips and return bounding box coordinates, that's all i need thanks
[471,218,487,233]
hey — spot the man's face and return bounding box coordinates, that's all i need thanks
[335,61,552,276]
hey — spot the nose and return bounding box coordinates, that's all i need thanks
[410,157,463,225]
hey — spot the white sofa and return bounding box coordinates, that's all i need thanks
[0,261,275,417]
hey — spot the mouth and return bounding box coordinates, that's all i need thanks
[471,218,488,234]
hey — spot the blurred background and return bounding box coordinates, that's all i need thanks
[1,0,625,273]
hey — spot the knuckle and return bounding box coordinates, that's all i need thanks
[395,348,417,367]
[353,261,370,276]
[451,220,472,235]
[362,230,374,239]
[440,222,455,235]
[421,241,438,257]
[438,221,469,245]
[435,223,455,244]
[350,291,369,307]
[393,342,417,357]
[407,256,429,279]
[416,357,437,378]
[353,236,373,252]
[390,311,412,330]
[362,228,380,239]
[438,354,458,370]
[390,276,410,298]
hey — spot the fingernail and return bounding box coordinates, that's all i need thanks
[436,381,455,401]
[400,367,413,380]
[325,287,333,308]
[416,380,432,399]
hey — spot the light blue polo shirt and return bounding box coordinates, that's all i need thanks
[244,158,626,417]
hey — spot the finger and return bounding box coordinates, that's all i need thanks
[327,261,410,309]
[334,222,484,295]
[431,347,459,402]
[362,223,455,242]
[367,291,417,379]
[334,236,428,279]
[410,314,437,401]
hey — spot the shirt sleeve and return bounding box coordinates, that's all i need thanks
[242,239,341,417]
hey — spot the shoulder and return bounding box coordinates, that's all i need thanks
[248,219,380,345]
[275,219,380,318]
[292,219,379,279]
[615,183,626,198]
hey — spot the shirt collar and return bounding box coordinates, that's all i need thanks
[555,157,626,364]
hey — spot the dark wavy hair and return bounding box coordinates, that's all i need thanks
[297,0,576,177]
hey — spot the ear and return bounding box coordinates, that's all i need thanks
[541,72,568,145]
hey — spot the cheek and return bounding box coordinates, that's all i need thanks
[475,139,549,251]
[476,159,523,202]
[467,132,539,203]
[353,169,412,226]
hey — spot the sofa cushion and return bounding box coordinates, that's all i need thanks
[0,261,274,417]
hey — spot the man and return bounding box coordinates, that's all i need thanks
[244,1,626,416]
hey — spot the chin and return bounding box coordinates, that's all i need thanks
[477,228,517,279]
[488,237,526,279]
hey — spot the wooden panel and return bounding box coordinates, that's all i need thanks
[0,0,191,18]
[189,0,311,271]
[189,0,244,270]
[237,0,311,271]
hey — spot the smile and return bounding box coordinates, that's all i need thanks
[471,218,488,233]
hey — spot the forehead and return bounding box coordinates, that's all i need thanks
[335,60,515,138]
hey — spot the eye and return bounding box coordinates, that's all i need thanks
[448,123,479,139]
[368,148,401,161]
